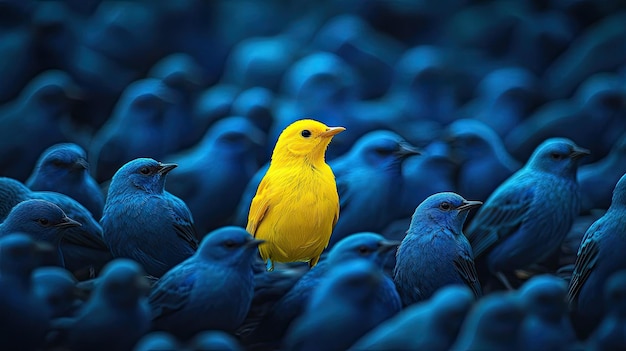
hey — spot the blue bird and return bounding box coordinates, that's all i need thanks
[0,233,52,351]
[188,330,245,351]
[101,158,198,278]
[350,285,475,351]
[466,138,589,289]
[164,117,266,235]
[149,226,263,340]
[242,233,400,349]
[50,259,152,351]
[450,291,524,351]
[568,173,626,338]
[33,266,81,319]
[0,177,111,277]
[0,199,81,266]
[517,275,579,350]
[0,70,80,181]
[579,133,626,213]
[231,87,275,136]
[89,79,177,183]
[133,332,181,351]
[329,130,421,247]
[191,84,240,145]
[394,192,482,306]
[26,143,105,219]
[283,260,397,351]
[445,118,521,202]
[587,270,626,351]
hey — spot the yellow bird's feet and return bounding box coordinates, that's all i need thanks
[266,258,274,271]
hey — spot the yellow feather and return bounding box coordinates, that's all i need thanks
[246,119,344,270]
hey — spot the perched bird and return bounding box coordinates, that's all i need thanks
[26,143,105,219]
[466,138,589,289]
[246,119,344,271]
[50,259,152,351]
[517,275,579,350]
[394,192,482,306]
[586,270,626,351]
[149,226,264,340]
[32,266,81,318]
[0,199,81,266]
[101,158,198,278]
[283,260,396,351]
[165,117,265,235]
[242,233,400,349]
[568,173,626,337]
[450,292,524,351]
[350,285,475,351]
[0,234,52,351]
[328,130,421,247]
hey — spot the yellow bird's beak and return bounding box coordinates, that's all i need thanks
[320,126,346,138]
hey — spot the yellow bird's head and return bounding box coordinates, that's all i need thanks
[272,119,345,164]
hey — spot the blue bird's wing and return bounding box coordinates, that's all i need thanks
[567,232,599,307]
[165,194,199,250]
[454,254,482,298]
[149,266,197,320]
[465,187,534,258]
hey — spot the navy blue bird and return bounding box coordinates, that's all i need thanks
[328,130,421,247]
[0,233,52,351]
[33,266,81,318]
[165,117,265,235]
[350,285,475,351]
[149,226,263,340]
[191,84,239,144]
[466,138,589,289]
[50,259,152,351]
[517,275,579,350]
[26,142,105,219]
[394,192,482,306]
[568,173,626,338]
[283,260,397,351]
[0,199,81,266]
[101,158,198,278]
[451,291,524,351]
[242,232,400,349]
[586,270,626,351]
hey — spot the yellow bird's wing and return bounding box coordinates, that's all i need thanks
[246,177,271,237]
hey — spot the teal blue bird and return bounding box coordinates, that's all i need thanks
[241,233,400,349]
[26,143,105,219]
[33,266,81,319]
[329,130,421,247]
[586,270,626,351]
[0,233,52,351]
[149,226,263,340]
[394,192,482,306]
[101,158,198,278]
[50,259,152,351]
[350,285,475,351]
[466,138,589,289]
[0,199,81,266]
[165,117,266,235]
[568,173,626,338]
[283,260,397,351]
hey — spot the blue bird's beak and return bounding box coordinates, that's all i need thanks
[157,163,178,175]
[457,200,483,212]
[395,142,422,159]
[377,239,401,254]
[72,158,89,171]
[56,217,82,228]
[245,238,266,248]
[569,146,590,160]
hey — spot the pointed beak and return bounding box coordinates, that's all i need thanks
[157,163,178,175]
[245,238,266,248]
[320,126,346,138]
[72,158,89,171]
[570,146,590,160]
[56,216,82,228]
[457,200,483,212]
[377,239,401,254]
[395,142,422,159]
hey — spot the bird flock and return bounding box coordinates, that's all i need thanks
[1,1,626,350]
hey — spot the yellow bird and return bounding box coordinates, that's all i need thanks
[246,119,345,271]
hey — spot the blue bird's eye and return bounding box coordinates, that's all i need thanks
[223,240,238,248]
[550,152,563,160]
[439,202,451,211]
[139,167,151,175]
[358,246,371,255]
[37,218,50,226]
[301,130,311,138]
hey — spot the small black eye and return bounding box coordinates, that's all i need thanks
[301,130,311,138]
[374,148,393,157]
[51,159,65,167]
[550,152,563,160]
[223,240,238,249]
[357,246,371,255]
[139,167,151,175]
[439,202,451,211]
[37,218,50,226]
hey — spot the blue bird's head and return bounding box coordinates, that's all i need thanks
[30,143,90,183]
[518,275,567,323]
[109,158,177,195]
[526,138,590,178]
[1,199,81,244]
[445,119,505,163]
[349,130,421,173]
[149,53,205,92]
[605,270,626,316]
[458,292,524,345]
[0,177,31,221]
[114,79,177,124]
[189,330,243,351]
[96,258,151,308]
[315,260,383,306]
[410,192,482,234]
[198,116,266,158]
[428,285,475,336]
[196,226,264,266]
[32,266,79,318]
[0,233,53,280]
[327,232,400,267]
[611,173,626,207]
[21,70,82,117]
[134,332,181,351]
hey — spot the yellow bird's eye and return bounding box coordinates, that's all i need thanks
[301,130,311,138]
